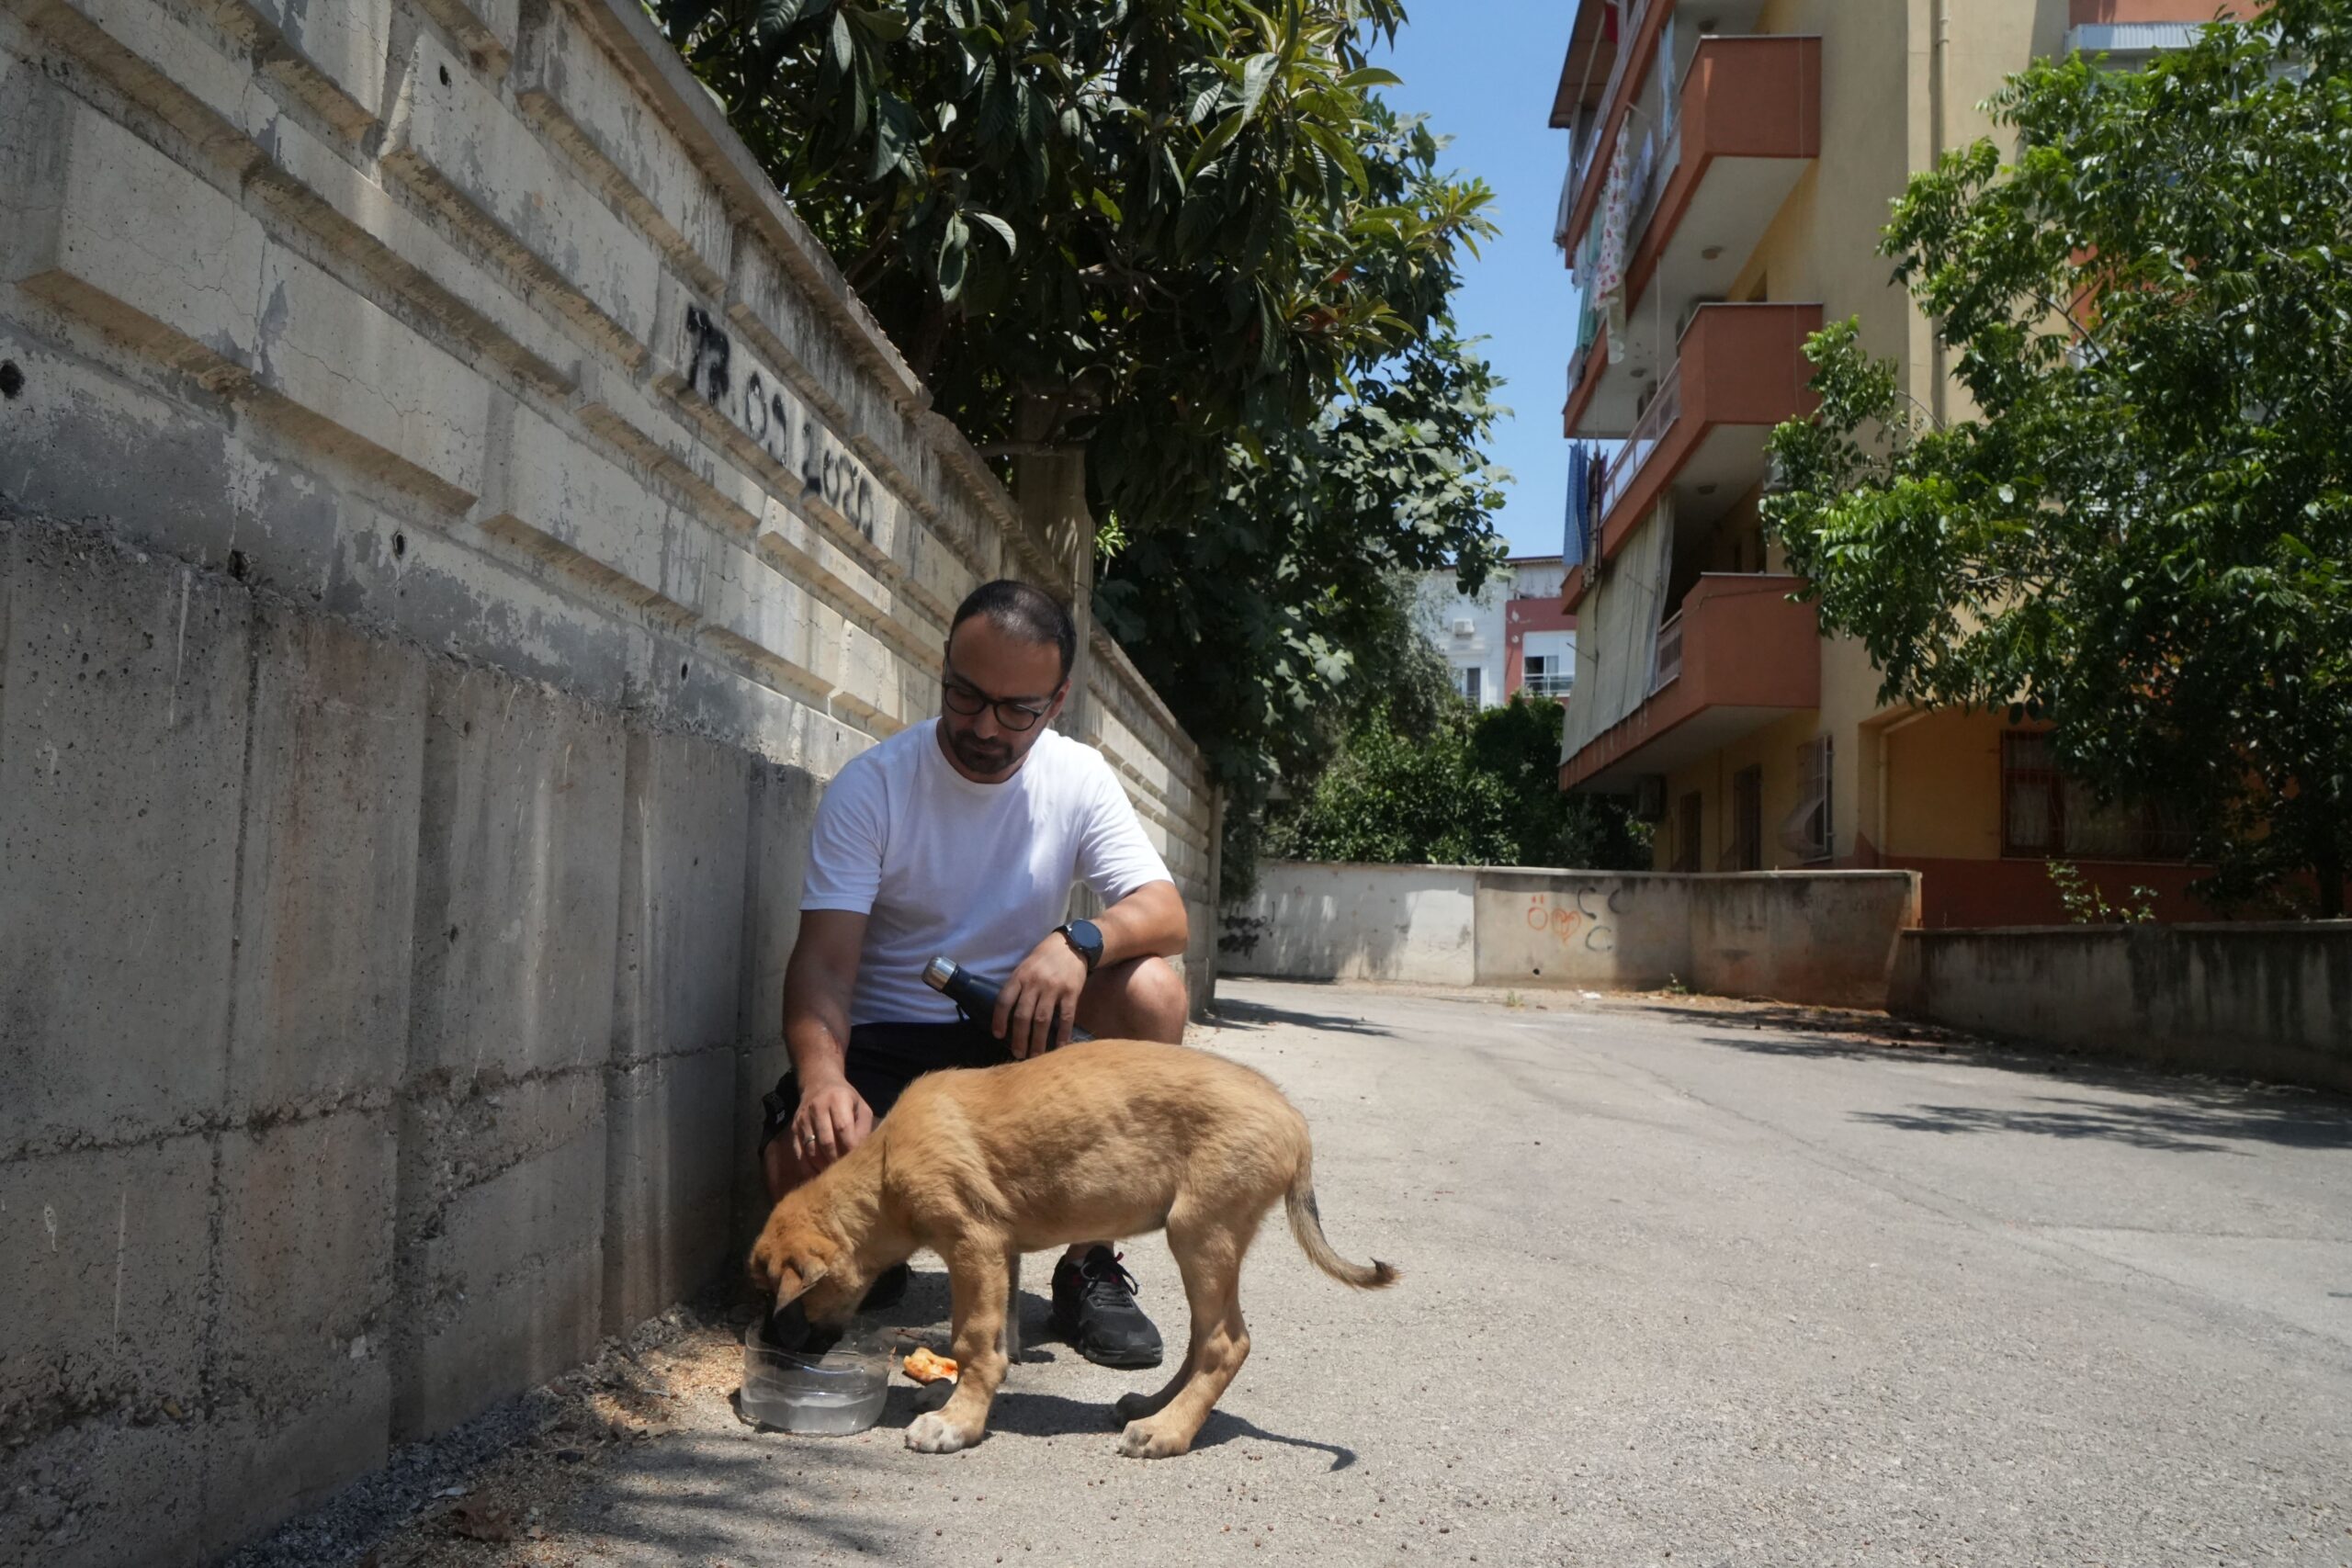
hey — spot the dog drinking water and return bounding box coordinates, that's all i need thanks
[748,1036,1397,1459]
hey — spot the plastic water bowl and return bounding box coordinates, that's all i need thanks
[740,1318,893,1436]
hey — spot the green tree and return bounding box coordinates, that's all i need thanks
[1095,311,1511,806]
[650,1,1508,872]
[1761,2,2352,916]
[1264,695,1647,872]
[1264,702,1518,866]
[1467,694,1648,870]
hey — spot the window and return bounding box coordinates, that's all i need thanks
[1457,666,1484,705]
[1730,765,1763,872]
[1780,736,1833,863]
[1673,793,1702,874]
[2001,732,2192,860]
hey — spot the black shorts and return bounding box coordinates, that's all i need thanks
[759,1020,1012,1153]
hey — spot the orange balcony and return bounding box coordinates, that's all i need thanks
[1564,301,1821,612]
[1561,32,1820,441]
[1629,35,1819,324]
[1560,574,1820,792]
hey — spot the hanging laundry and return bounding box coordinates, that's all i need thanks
[1594,130,1633,361]
[1564,443,1589,567]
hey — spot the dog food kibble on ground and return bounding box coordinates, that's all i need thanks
[902,1348,958,1383]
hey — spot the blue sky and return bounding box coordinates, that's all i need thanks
[1378,1,1579,558]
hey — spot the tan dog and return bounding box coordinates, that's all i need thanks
[748,1038,1396,1459]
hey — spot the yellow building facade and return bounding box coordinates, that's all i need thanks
[1551,0,2245,926]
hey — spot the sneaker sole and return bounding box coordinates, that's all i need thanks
[1052,1315,1163,1369]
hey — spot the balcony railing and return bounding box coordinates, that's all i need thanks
[1522,671,1577,701]
[1649,611,1684,693]
[1603,362,1681,517]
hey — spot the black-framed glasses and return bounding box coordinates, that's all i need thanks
[942,668,1056,731]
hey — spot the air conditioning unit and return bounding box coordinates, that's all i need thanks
[1632,775,1668,824]
[1452,618,1475,638]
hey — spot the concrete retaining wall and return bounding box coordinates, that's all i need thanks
[0,3,1215,1562]
[1890,924,2352,1094]
[1227,863,1921,1009]
[1229,863,1480,987]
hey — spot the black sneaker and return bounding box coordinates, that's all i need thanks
[860,1261,911,1313]
[1050,1247,1163,1369]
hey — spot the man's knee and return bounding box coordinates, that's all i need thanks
[1132,955,1191,1039]
[1087,954,1189,1042]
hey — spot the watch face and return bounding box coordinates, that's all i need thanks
[1069,919,1102,957]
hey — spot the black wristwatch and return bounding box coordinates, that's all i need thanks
[1055,919,1103,973]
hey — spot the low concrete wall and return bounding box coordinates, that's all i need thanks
[1890,924,2352,1093]
[1232,863,1479,987]
[1226,863,1920,1009]
[0,2,1215,1561]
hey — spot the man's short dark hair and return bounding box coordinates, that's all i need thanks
[949,580,1077,682]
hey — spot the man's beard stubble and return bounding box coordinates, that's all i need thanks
[946,725,1014,776]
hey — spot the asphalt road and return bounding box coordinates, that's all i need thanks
[373,980,2352,1568]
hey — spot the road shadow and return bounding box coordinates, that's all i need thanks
[1849,1092,2352,1155]
[1642,1000,1978,1055]
[982,1390,1356,1469]
[1208,991,1394,1037]
[1645,1001,2352,1155]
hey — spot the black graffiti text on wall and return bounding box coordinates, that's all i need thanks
[684,305,877,540]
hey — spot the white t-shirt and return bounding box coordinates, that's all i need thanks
[801,718,1174,1026]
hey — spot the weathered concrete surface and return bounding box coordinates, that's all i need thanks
[392,1073,607,1441]
[227,609,427,1111]
[1231,863,1479,987]
[1228,863,1920,1008]
[0,526,250,1154]
[1892,922,2352,1095]
[206,1111,400,1541]
[253,978,2352,1568]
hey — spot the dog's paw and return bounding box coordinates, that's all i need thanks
[905,1412,976,1454]
[1116,1419,1191,1461]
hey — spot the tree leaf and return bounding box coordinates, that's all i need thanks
[937,210,970,301]
[1236,51,1280,124]
[970,209,1018,255]
[1184,107,1247,180]
[827,7,853,74]
[869,95,921,181]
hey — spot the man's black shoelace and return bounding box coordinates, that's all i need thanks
[1079,1251,1142,1305]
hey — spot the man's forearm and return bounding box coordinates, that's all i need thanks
[1092,880,1188,967]
[785,1008,852,1088]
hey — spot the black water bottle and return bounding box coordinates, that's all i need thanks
[922,956,1092,1043]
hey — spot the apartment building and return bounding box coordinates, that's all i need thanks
[1549,0,2249,925]
[1420,555,1577,707]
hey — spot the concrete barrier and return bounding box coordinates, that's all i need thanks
[1889,924,2352,1094]
[0,3,1216,1560]
[1226,863,1921,1009]
[1230,863,1479,987]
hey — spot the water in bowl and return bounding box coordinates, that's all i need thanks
[740,1314,893,1436]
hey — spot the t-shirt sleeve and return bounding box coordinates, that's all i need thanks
[800,757,888,914]
[1074,750,1174,906]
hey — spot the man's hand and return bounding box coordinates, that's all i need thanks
[994,933,1090,1059]
[791,1075,874,1179]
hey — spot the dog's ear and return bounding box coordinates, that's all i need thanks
[772,1258,829,1314]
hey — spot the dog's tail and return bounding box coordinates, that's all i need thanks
[1284,1153,1399,1290]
